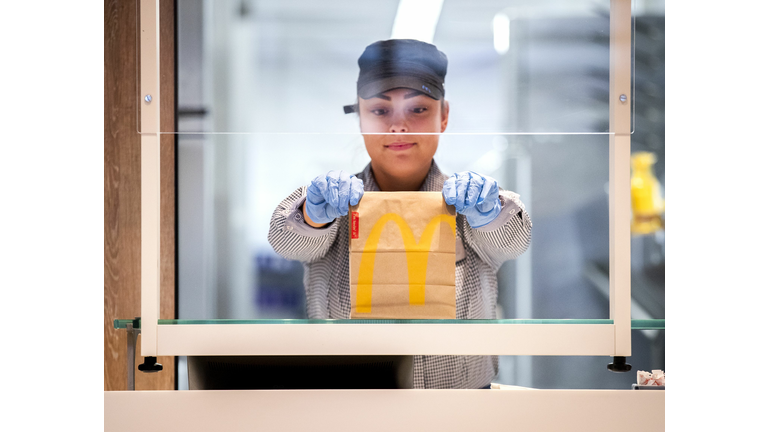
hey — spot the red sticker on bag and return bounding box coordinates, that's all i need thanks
[351,211,359,239]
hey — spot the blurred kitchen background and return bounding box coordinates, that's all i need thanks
[173,0,664,389]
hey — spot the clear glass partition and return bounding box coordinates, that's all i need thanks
[140,0,665,389]
[161,0,627,134]
[169,0,656,322]
[177,132,625,321]
[170,0,664,320]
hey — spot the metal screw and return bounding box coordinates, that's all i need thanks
[619,94,627,103]
[144,94,152,103]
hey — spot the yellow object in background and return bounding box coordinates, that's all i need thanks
[630,152,665,235]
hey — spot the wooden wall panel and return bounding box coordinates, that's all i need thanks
[104,0,176,391]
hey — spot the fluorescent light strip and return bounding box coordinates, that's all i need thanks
[493,12,510,55]
[390,0,445,44]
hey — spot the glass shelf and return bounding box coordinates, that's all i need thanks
[114,318,664,330]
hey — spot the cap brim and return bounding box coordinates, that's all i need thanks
[358,76,442,100]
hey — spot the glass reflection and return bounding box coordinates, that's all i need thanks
[178,132,611,321]
[175,0,665,390]
[175,0,615,134]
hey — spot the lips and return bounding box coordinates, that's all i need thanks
[385,142,416,151]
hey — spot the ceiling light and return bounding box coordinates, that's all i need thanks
[391,0,445,44]
[493,12,510,55]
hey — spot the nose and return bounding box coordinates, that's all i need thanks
[389,111,408,133]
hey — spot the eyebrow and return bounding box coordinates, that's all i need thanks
[373,91,425,101]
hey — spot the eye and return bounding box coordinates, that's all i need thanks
[412,107,428,114]
[371,108,389,116]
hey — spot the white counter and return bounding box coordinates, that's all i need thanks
[105,388,664,431]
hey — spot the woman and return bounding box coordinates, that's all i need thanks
[268,39,532,389]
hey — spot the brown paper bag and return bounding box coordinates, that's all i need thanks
[349,192,456,319]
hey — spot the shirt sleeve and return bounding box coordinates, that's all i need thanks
[460,189,533,272]
[267,186,341,263]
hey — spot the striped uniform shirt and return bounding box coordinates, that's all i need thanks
[268,161,532,388]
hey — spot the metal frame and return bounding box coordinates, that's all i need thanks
[155,323,615,356]
[608,0,633,357]
[140,0,161,357]
[139,0,633,358]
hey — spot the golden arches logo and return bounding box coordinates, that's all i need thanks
[355,213,456,313]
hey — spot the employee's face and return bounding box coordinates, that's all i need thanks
[358,88,449,179]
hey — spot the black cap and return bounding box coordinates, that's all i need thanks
[344,39,447,114]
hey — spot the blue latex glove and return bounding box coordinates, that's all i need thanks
[442,171,502,228]
[306,170,365,224]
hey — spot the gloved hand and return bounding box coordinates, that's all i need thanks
[442,171,502,228]
[305,170,365,224]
